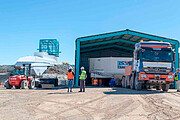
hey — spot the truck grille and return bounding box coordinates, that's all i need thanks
[149,78,166,80]
[143,67,171,74]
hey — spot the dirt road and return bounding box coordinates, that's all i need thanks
[0,86,180,120]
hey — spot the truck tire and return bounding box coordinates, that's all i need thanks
[54,78,58,86]
[5,81,12,89]
[135,74,142,90]
[21,81,28,89]
[156,85,161,90]
[15,86,20,89]
[125,77,128,88]
[149,85,153,89]
[122,77,125,88]
[29,79,35,89]
[162,84,169,92]
[130,74,135,90]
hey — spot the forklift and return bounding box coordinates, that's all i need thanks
[5,64,35,89]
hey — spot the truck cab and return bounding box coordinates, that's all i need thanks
[124,41,175,92]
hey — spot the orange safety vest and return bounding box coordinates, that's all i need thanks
[67,71,74,80]
[94,79,98,85]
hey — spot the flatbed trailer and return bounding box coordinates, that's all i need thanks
[39,78,58,88]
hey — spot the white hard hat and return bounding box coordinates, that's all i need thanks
[81,66,84,70]
[69,66,72,69]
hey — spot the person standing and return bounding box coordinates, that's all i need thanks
[67,66,74,92]
[109,77,115,87]
[175,68,180,92]
[99,79,102,87]
[79,66,87,92]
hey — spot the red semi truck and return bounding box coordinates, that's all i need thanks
[121,41,175,92]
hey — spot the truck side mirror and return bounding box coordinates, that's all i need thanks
[173,52,176,61]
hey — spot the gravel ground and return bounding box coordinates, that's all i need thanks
[0,86,180,120]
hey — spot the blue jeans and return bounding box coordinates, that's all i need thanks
[68,79,73,91]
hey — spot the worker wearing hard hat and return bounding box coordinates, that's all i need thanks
[175,68,180,92]
[67,66,75,92]
[79,66,87,92]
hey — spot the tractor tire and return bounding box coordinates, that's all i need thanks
[15,86,20,89]
[135,74,142,90]
[5,81,12,89]
[21,81,28,89]
[29,79,35,89]
[130,74,135,90]
[162,84,169,92]
[156,85,161,90]
[122,77,125,88]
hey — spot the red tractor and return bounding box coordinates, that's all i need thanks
[5,64,35,89]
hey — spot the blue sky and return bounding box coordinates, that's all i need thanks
[0,0,180,65]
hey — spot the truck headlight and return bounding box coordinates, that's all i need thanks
[168,75,173,79]
[141,74,147,79]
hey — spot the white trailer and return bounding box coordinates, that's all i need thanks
[89,57,133,86]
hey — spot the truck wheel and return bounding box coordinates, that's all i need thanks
[162,84,169,92]
[130,74,135,90]
[29,79,35,89]
[156,85,161,90]
[5,81,12,89]
[21,81,28,89]
[125,77,128,88]
[122,77,125,88]
[135,74,142,90]
[15,86,20,89]
[149,85,153,89]
[54,78,58,86]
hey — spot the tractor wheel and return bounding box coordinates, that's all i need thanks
[162,84,169,92]
[135,74,142,90]
[156,85,161,90]
[15,86,20,89]
[21,81,28,89]
[29,79,35,89]
[130,74,135,90]
[5,81,12,89]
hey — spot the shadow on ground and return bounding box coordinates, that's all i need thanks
[103,87,173,95]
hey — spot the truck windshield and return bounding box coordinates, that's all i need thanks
[141,49,173,62]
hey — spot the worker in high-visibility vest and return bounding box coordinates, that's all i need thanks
[79,66,87,92]
[67,66,74,92]
[175,68,180,92]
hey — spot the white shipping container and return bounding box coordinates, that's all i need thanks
[89,57,133,78]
